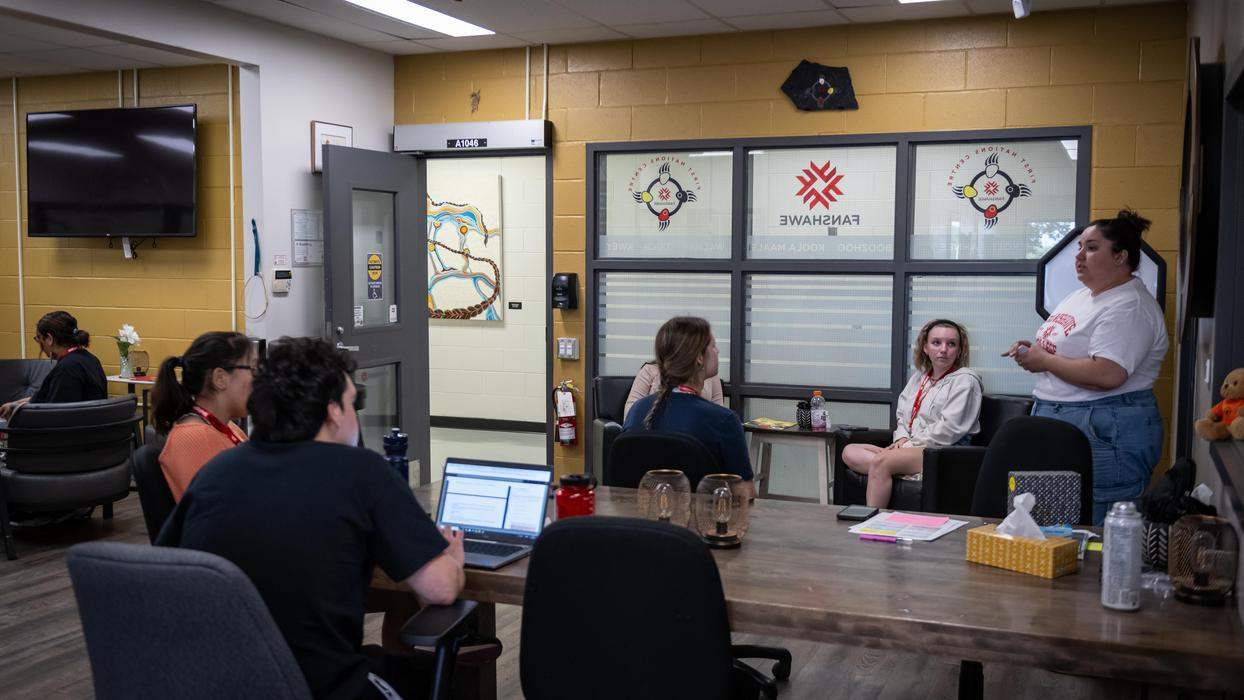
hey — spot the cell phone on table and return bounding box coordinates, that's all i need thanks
[836,505,879,521]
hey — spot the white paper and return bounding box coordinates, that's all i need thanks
[388,304,398,323]
[353,305,364,327]
[272,253,289,267]
[555,390,575,418]
[292,209,324,266]
[293,240,324,266]
[848,512,968,542]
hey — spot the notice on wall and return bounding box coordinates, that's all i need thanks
[292,209,324,266]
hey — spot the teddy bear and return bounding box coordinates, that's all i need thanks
[1195,367,1244,441]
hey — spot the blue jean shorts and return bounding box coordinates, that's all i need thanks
[1031,390,1163,525]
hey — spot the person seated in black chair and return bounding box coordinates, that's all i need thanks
[622,316,754,497]
[151,331,254,502]
[158,337,465,700]
[624,359,726,421]
[0,310,106,421]
[843,319,982,508]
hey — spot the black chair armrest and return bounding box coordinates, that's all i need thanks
[921,446,987,516]
[731,660,779,699]
[399,599,478,647]
[831,429,892,504]
[732,644,792,678]
[593,419,623,484]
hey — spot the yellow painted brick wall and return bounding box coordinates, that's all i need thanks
[0,65,245,392]
[395,3,1187,478]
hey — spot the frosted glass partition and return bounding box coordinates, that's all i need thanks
[598,151,733,258]
[597,272,731,377]
[906,275,1043,396]
[745,274,893,388]
[912,140,1077,259]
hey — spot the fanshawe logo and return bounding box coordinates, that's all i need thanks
[1035,312,1076,354]
[630,159,698,231]
[796,160,844,210]
[948,148,1034,229]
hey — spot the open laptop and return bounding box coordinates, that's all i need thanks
[435,457,553,570]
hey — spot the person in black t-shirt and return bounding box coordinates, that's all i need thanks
[0,310,107,420]
[158,337,464,700]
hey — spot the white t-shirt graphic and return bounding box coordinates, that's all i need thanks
[1032,276,1167,403]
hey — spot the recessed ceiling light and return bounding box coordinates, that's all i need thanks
[342,0,493,37]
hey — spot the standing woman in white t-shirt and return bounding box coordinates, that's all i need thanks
[1004,210,1167,524]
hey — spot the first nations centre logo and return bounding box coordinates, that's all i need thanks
[948,148,1034,229]
[630,158,698,231]
[796,160,844,210]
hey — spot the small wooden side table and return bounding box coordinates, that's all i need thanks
[743,424,835,505]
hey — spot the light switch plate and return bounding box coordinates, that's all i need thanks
[556,337,579,360]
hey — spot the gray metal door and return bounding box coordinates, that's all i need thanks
[322,145,429,484]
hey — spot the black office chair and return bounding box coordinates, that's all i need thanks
[591,375,635,483]
[833,395,1034,514]
[608,430,720,489]
[130,444,175,544]
[68,541,479,700]
[0,396,140,560]
[520,517,790,700]
[970,415,1093,525]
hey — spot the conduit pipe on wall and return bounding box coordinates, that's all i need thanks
[541,44,548,121]
[525,45,530,121]
[11,78,25,358]
[227,65,237,331]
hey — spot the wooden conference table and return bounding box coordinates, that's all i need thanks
[372,484,1244,699]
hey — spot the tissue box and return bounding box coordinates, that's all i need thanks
[1006,471,1081,526]
[965,524,1079,579]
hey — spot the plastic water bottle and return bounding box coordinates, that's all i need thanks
[1102,501,1143,611]
[383,428,409,483]
[810,390,827,432]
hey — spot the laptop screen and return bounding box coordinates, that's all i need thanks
[436,459,553,539]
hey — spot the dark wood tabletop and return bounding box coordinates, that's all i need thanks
[377,484,1244,692]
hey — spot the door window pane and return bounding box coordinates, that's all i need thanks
[907,275,1043,396]
[745,275,892,388]
[597,272,731,378]
[912,140,1078,260]
[748,146,896,259]
[353,189,396,327]
[598,151,732,258]
[356,363,398,459]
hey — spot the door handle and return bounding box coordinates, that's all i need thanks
[336,341,360,352]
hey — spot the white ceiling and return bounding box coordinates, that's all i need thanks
[0,0,1175,78]
[204,0,1175,54]
[0,14,216,77]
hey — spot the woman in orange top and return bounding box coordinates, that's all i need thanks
[151,332,254,501]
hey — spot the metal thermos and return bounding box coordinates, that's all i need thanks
[1101,501,1143,611]
[383,428,409,483]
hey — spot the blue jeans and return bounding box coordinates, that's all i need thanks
[1031,390,1163,525]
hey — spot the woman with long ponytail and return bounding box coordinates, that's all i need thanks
[152,331,254,501]
[622,317,754,493]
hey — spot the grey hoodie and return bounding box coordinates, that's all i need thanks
[892,367,983,447]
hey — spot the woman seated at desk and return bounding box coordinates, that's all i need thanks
[152,331,254,501]
[0,310,107,420]
[622,316,753,495]
[843,319,982,508]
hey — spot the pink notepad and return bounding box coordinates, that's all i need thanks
[887,513,949,527]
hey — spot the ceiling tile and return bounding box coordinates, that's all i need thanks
[273,0,445,39]
[826,0,893,7]
[724,9,849,30]
[89,43,209,67]
[415,0,604,33]
[359,39,440,54]
[552,0,710,25]
[692,0,831,16]
[839,1,970,22]
[964,0,1100,11]
[415,34,532,51]
[613,18,737,38]
[13,48,158,71]
[511,26,629,43]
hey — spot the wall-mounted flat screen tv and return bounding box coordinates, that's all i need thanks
[26,104,196,237]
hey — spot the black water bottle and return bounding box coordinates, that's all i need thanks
[383,428,409,482]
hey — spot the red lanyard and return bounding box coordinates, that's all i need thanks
[191,406,243,446]
[672,384,700,396]
[57,346,83,359]
[907,370,948,431]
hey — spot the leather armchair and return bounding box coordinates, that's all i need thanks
[591,376,633,484]
[0,359,52,404]
[833,395,1034,515]
[0,396,141,559]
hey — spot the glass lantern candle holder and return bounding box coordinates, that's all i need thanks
[1169,514,1238,606]
[638,469,691,527]
[692,473,751,549]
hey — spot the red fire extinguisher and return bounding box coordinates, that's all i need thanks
[552,380,578,446]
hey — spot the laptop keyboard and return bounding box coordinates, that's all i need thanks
[464,540,524,557]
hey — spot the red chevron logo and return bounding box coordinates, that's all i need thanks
[796,161,845,210]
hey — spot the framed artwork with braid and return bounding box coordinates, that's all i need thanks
[426,174,505,321]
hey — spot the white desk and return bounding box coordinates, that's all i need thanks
[106,375,155,436]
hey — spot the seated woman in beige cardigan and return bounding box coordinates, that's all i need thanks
[624,361,726,421]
